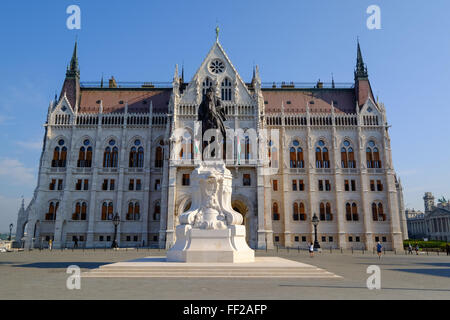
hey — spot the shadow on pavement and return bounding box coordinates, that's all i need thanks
[279,284,450,292]
[390,268,450,278]
[13,262,109,269]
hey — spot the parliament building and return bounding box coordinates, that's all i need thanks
[15,36,408,250]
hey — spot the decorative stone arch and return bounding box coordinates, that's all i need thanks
[102,135,120,148]
[175,195,192,227]
[231,195,256,248]
[127,135,145,148]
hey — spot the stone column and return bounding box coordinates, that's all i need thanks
[86,112,102,247]
[357,124,373,251]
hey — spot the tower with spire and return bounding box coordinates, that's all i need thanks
[59,41,81,111]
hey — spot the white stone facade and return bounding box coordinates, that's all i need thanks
[17,39,407,251]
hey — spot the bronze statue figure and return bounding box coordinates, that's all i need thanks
[198,85,226,159]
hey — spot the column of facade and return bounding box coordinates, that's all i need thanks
[141,109,153,246]
[382,125,402,250]
[159,139,171,248]
[357,113,373,250]
[281,126,292,248]
[305,105,314,244]
[331,106,345,249]
[86,108,103,247]
[115,107,128,246]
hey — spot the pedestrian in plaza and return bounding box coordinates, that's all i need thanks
[408,244,413,255]
[309,242,314,258]
[74,236,78,249]
[376,241,383,259]
[48,239,53,251]
[446,243,449,256]
[415,244,419,255]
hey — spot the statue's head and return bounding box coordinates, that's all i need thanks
[206,85,216,98]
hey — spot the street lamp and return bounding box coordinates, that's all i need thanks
[311,213,320,249]
[8,223,13,241]
[111,213,120,249]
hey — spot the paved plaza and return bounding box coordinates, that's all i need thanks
[0,249,449,299]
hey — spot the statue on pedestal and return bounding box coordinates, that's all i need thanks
[166,84,254,263]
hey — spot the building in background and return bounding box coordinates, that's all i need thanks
[407,192,450,241]
[15,35,407,250]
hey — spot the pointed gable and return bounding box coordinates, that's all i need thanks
[179,40,254,105]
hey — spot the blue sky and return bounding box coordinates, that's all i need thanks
[0,0,449,232]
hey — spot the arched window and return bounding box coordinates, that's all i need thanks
[320,202,333,221]
[366,141,382,168]
[345,203,351,221]
[73,201,87,220]
[73,202,81,220]
[202,77,212,95]
[78,147,85,167]
[86,147,92,167]
[293,202,306,221]
[81,202,87,220]
[126,201,140,221]
[272,202,280,221]
[52,147,60,167]
[372,202,386,221]
[134,202,140,220]
[299,202,306,220]
[129,147,137,167]
[155,141,164,168]
[245,136,250,162]
[179,132,193,160]
[153,201,161,220]
[101,202,114,220]
[352,203,358,221]
[289,140,304,168]
[111,147,118,167]
[293,202,299,221]
[60,147,67,167]
[103,147,111,167]
[137,147,144,167]
[346,202,359,221]
[341,140,356,168]
[221,77,232,101]
[46,202,58,220]
[101,202,107,220]
[315,140,329,168]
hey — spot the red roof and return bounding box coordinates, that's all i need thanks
[261,89,356,114]
[78,89,171,114]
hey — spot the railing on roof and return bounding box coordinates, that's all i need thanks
[260,82,354,89]
[80,81,172,88]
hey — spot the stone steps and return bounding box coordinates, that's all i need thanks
[81,257,341,279]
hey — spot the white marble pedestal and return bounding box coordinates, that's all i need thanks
[166,162,255,263]
[167,225,255,263]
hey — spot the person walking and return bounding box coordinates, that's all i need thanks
[415,244,419,255]
[309,242,314,258]
[48,239,53,251]
[376,241,383,259]
[408,244,413,255]
[446,243,449,256]
[74,236,78,249]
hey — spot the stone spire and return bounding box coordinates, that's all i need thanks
[355,40,368,80]
[59,40,81,110]
[66,40,80,78]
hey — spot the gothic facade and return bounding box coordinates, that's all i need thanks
[15,38,407,250]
